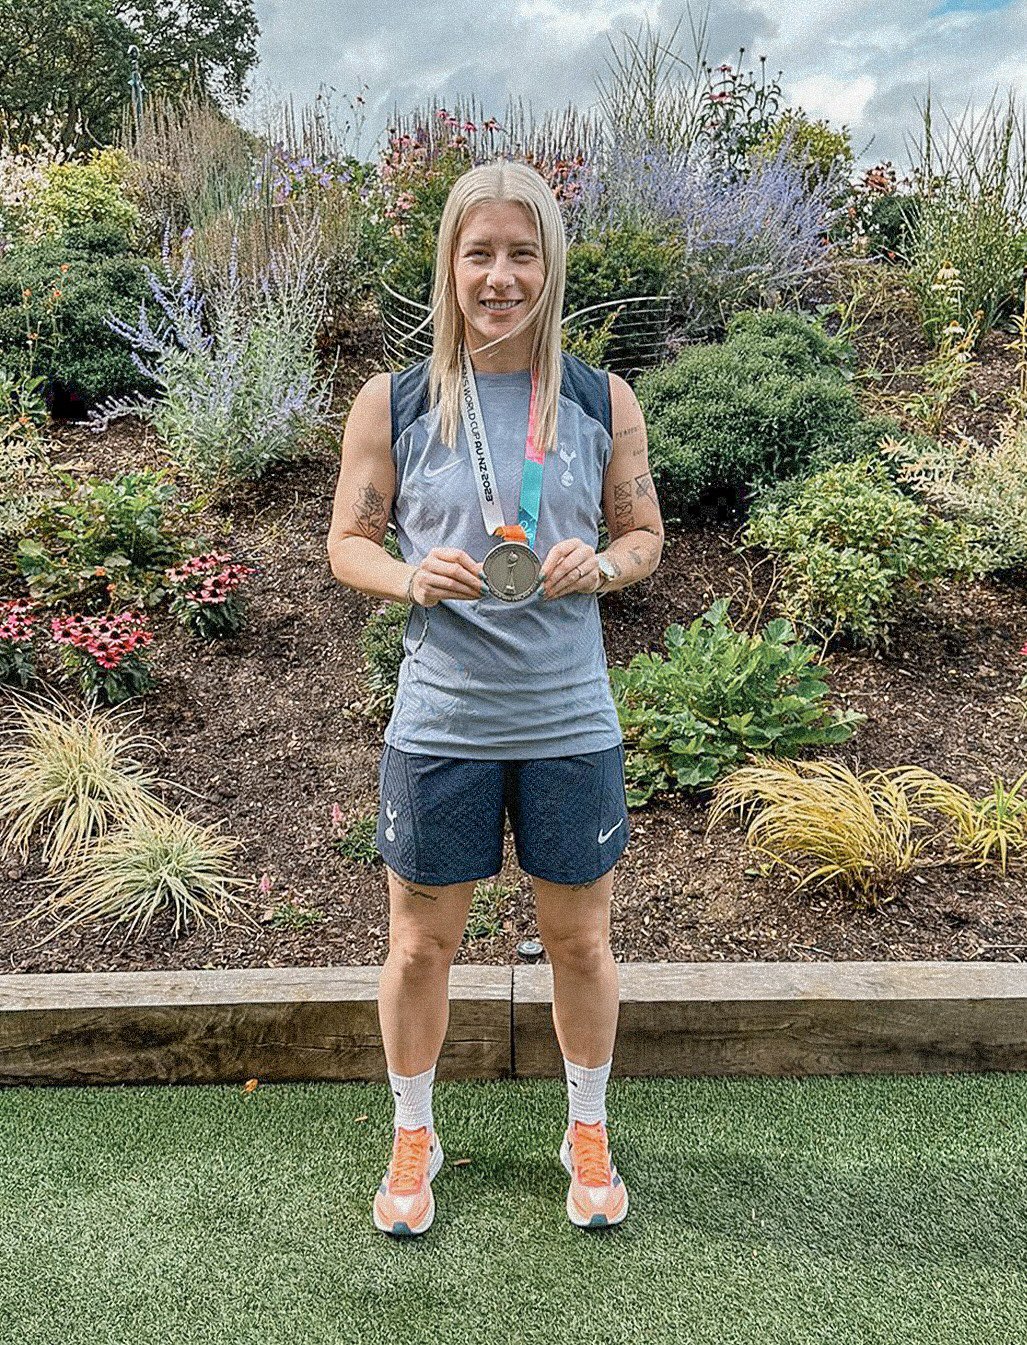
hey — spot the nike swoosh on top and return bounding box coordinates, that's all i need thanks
[598,819,624,844]
[423,456,461,478]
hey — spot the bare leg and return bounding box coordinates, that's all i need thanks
[532,868,619,1067]
[376,866,477,1076]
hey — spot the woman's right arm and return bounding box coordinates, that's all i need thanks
[326,373,484,606]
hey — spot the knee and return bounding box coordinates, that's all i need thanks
[543,929,611,974]
[387,931,458,979]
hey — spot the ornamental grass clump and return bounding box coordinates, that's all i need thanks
[707,757,934,907]
[888,766,1027,874]
[0,691,166,869]
[50,609,156,704]
[608,597,863,807]
[165,552,256,639]
[13,807,254,945]
[0,598,38,687]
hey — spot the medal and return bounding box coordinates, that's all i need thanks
[481,537,541,603]
[458,344,545,603]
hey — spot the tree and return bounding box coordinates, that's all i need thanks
[0,0,259,150]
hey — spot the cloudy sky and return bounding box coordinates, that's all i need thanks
[249,0,1027,169]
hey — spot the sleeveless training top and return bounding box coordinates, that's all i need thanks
[383,351,623,759]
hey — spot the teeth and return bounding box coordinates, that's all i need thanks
[482,300,519,309]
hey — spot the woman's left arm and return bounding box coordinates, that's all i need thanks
[539,372,664,600]
[594,371,665,595]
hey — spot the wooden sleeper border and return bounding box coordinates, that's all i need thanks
[1,961,1026,1087]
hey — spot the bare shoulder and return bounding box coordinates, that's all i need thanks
[345,371,392,436]
[607,371,646,437]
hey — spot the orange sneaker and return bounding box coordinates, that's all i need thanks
[560,1120,629,1229]
[372,1125,445,1237]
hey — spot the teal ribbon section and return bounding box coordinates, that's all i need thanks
[517,457,544,551]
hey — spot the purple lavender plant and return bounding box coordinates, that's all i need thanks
[95,215,336,484]
[570,137,843,333]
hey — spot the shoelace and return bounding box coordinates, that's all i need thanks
[571,1121,612,1187]
[389,1126,431,1195]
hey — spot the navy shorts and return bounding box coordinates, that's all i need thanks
[376,742,631,886]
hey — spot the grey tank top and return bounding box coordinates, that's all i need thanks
[384,352,623,759]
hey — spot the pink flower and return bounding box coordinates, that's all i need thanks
[1019,642,1027,656]
[331,803,343,829]
[258,872,273,896]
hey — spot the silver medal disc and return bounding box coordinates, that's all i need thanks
[481,541,542,603]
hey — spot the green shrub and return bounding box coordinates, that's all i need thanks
[609,597,863,806]
[751,110,854,191]
[16,469,200,611]
[636,310,894,518]
[360,601,409,719]
[0,231,153,408]
[11,151,140,249]
[745,456,974,646]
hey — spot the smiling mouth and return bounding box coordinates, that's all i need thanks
[480,299,522,310]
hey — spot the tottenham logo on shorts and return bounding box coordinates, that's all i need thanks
[385,801,399,842]
[559,446,577,487]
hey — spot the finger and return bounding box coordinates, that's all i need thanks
[546,560,596,600]
[424,559,481,597]
[434,548,485,583]
[539,540,577,579]
[424,572,483,601]
[544,548,592,590]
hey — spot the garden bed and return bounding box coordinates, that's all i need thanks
[2,367,1026,977]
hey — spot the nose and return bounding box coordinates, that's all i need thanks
[486,261,514,291]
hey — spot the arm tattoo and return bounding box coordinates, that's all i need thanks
[629,547,644,568]
[614,423,641,441]
[613,479,633,531]
[354,483,387,542]
[634,472,656,503]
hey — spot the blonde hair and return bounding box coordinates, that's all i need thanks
[427,159,567,454]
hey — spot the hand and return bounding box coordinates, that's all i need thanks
[539,537,601,600]
[410,547,485,607]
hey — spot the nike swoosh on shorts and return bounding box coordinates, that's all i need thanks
[598,819,624,844]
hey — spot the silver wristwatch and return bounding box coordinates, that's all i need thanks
[594,554,618,596]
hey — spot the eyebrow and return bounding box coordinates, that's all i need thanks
[462,238,539,248]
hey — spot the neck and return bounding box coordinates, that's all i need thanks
[465,332,534,375]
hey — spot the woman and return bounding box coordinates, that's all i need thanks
[326,158,664,1235]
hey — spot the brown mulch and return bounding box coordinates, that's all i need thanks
[2,315,1027,976]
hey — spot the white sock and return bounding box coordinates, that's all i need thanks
[564,1056,612,1128]
[387,1063,436,1133]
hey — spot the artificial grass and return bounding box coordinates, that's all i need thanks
[0,1073,1024,1344]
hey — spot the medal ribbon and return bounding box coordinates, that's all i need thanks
[458,344,543,551]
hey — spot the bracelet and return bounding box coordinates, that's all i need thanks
[405,568,419,605]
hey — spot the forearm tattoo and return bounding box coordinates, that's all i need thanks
[634,473,657,504]
[354,483,387,543]
[613,480,633,531]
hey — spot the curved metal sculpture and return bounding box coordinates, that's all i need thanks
[379,271,673,378]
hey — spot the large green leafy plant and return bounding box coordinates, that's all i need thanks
[609,598,863,806]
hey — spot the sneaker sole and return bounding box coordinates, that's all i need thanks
[560,1135,629,1229]
[373,1137,445,1237]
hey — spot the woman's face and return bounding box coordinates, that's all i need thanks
[453,199,545,359]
